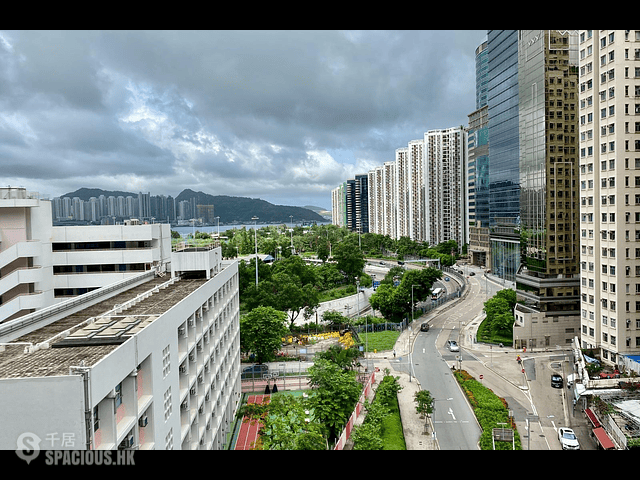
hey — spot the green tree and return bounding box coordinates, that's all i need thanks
[246,270,320,331]
[369,267,442,322]
[332,235,365,283]
[494,288,517,310]
[492,311,515,335]
[321,310,350,327]
[307,358,362,441]
[239,306,288,364]
[236,392,325,450]
[316,238,331,263]
[414,389,433,417]
[316,345,362,371]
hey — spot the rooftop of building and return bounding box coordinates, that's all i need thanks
[0,275,208,379]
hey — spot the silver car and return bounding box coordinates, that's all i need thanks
[447,340,460,352]
[558,427,580,450]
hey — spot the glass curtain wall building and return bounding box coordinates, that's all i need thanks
[487,30,521,280]
[514,30,581,349]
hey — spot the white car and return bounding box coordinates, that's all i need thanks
[558,427,580,450]
[447,340,460,352]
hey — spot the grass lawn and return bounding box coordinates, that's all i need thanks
[359,330,400,353]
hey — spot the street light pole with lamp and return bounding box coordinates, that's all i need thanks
[252,216,259,286]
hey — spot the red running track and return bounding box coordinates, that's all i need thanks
[235,394,271,450]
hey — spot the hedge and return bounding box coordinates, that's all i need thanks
[454,370,522,450]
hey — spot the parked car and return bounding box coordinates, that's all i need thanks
[558,427,580,450]
[241,364,269,380]
[420,322,430,332]
[551,373,563,388]
[446,340,460,352]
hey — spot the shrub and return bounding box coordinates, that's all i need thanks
[454,370,522,450]
[351,373,406,450]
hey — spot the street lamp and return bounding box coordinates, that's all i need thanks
[215,216,220,242]
[289,215,294,254]
[252,216,259,286]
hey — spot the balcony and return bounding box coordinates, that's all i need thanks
[0,289,47,320]
[0,241,42,271]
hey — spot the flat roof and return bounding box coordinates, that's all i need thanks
[0,276,207,379]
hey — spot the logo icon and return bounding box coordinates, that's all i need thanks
[16,432,41,464]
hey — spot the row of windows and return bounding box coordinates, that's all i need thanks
[583,301,640,317]
[579,30,640,47]
[580,68,640,93]
[581,325,640,348]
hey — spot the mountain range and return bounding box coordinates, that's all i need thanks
[60,188,328,224]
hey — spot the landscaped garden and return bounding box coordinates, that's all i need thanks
[476,288,516,346]
[350,370,406,450]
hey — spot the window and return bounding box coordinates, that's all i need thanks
[115,382,123,408]
[93,406,100,432]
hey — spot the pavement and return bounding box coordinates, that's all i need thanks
[349,273,591,451]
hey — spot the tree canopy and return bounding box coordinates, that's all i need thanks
[369,266,443,322]
[239,306,288,364]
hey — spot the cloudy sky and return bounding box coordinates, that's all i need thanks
[0,30,487,209]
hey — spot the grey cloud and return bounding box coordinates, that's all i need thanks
[0,29,487,207]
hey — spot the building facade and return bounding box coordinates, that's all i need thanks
[468,105,490,266]
[578,29,640,366]
[0,187,55,322]
[424,126,469,248]
[1,187,172,325]
[0,247,240,450]
[514,30,581,349]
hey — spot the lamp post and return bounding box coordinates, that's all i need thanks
[252,216,259,286]
[289,215,294,254]
[215,216,220,242]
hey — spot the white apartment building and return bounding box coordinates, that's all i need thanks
[395,147,410,239]
[579,30,640,366]
[408,139,426,242]
[331,183,346,228]
[424,126,469,248]
[382,161,397,239]
[359,127,468,247]
[367,167,382,235]
[0,246,241,450]
[1,187,171,324]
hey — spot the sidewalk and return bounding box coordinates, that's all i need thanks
[348,325,438,450]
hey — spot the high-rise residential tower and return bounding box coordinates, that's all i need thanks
[424,126,468,248]
[577,30,640,366]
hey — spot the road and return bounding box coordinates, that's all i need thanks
[412,327,481,449]
[297,259,594,449]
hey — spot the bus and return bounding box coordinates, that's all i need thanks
[431,287,444,301]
